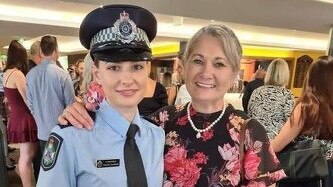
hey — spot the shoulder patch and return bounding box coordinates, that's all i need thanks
[41,132,63,171]
[142,116,159,126]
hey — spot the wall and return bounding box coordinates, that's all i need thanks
[243,46,325,97]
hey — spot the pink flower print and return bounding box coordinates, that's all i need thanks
[218,144,238,161]
[192,152,208,165]
[228,114,245,130]
[164,146,203,187]
[164,146,187,172]
[228,168,241,186]
[226,158,240,173]
[244,149,261,180]
[177,115,188,126]
[165,131,179,147]
[159,110,169,123]
[163,180,174,187]
[268,145,280,164]
[269,169,287,181]
[84,81,104,111]
[245,181,266,187]
[252,141,263,154]
[229,128,240,143]
[201,129,214,142]
[169,159,201,187]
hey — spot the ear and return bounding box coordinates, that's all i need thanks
[93,65,101,84]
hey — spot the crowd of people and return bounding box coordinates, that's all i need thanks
[0,3,332,187]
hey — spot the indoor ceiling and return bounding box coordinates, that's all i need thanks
[0,0,332,55]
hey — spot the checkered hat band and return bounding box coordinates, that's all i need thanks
[90,27,150,48]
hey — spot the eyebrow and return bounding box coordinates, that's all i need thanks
[192,53,227,61]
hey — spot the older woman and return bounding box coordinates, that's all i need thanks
[248,59,294,139]
[59,24,286,186]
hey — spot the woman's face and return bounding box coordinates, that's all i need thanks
[76,62,84,77]
[184,35,237,104]
[94,61,148,110]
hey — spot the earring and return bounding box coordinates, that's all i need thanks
[84,81,105,111]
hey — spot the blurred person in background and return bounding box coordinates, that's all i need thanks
[138,61,168,116]
[242,60,270,113]
[248,58,294,140]
[27,41,42,72]
[26,36,75,181]
[4,40,38,187]
[73,59,85,100]
[272,56,333,187]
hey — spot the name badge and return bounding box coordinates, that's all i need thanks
[96,159,120,168]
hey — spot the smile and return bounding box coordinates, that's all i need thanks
[118,89,138,96]
[195,82,216,88]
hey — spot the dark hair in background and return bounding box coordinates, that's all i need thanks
[291,55,333,140]
[4,40,28,75]
[40,35,58,56]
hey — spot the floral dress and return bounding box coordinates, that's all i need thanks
[150,103,286,187]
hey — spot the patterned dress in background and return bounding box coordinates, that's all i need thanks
[150,103,286,187]
[248,85,294,139]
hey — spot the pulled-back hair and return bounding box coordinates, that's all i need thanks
[4,40,28,75]
[183,24,242,72]
[292,55,333,140]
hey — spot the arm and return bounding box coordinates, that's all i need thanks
[14,71,29,106]
[270,103,303,152]
[242,84,251,113]
[26,75,34,114]
[63,75,76,106]
[166,86,177,105]
[58,102,93,129]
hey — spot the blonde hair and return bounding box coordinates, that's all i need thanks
[81,53,94,93]
[183,24,242,72]
[264,58,290,86]
[29,41,41,57]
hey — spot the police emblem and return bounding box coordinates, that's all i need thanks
[41,133,63,171]
[114,11,137,44]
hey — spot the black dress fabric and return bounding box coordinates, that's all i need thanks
[138,81,168,116]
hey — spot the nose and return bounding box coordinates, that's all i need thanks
[201,62,214,79]
[119,70,135,85]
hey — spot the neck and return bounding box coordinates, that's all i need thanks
[191,99,225,113]
[106,100,137,123]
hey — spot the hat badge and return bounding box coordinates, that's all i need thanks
[114,11,137,44]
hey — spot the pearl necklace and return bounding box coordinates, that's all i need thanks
[187,102,226,138]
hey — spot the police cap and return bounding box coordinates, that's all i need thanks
[79,4,157,62]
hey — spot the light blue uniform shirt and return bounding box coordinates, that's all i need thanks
[26,59,75,140]
[37,99,165,187]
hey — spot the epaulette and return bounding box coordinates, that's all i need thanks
[142,116,159,127]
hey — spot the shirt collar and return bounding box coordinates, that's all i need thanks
[97,99,146,138]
